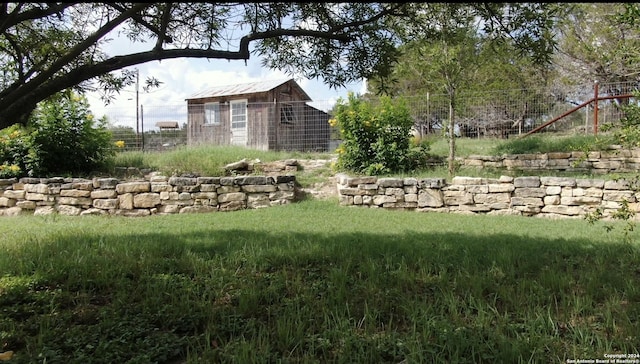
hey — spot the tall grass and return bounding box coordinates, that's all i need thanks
[113,145,334,177]
[489,134,614,156]
[1,200,639,363]
[427,134,615,158]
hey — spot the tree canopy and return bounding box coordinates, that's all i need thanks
[0,2,560,130]
[555,4,640,83]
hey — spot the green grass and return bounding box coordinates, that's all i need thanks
[113,145,334,177]
[427,135,503,157]
[427,133,616,158]
[1,200,639,363]
[489,134,614,156]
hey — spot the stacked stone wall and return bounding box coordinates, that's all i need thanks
[0,174,297,217]
[462,147,640,173]
[336,174,640,220]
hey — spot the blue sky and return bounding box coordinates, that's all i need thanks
[86,33,367,130]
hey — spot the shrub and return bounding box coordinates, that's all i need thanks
[331,93,427,175]
[0,125,33,178]
[28,92,114,176]
[0,92,115,178]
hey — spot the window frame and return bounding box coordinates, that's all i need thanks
[281,103,296,125]
[204,102,221,125]
[230,99,247,129]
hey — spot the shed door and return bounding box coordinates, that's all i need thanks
[230,100,247,146]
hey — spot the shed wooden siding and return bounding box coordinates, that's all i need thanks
[187,80,330,151]
[187,90,276,150]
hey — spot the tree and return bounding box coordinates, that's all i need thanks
[0,2,414,129]
[555,3,640,93]
[1,3,561,132]
[564,4,640,243]
[369,3,563,176]
[379,29,559,140]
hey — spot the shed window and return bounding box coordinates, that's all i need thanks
[204,102,220,125]
[281,103,296,124]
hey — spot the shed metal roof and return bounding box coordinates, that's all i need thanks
[156,121,179,129]
[186,78,311,101]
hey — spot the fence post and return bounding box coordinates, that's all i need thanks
[426,92,430,137]
[593,80,599,136]
[585,103,589,134]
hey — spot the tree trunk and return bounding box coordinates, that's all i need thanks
[0,100,37,129]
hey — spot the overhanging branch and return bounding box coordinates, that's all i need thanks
[1,3,151,107]
[0,2,78,33]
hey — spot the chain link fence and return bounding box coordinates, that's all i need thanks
[98,81,638,153]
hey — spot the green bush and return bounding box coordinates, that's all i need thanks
[0,125,33,178]
[0,92,115,178]
[331,93,427,175]
[28,92,114,176]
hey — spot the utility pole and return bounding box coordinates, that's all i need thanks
[135,68,140,149]
[141,104,144,152]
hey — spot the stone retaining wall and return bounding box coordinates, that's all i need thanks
[462,147,640,173]
[336,174,640,219]
[0,174,297,217]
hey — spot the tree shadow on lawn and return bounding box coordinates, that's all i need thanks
[3,227,640,363]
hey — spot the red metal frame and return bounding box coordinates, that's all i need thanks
[523,81,633,138]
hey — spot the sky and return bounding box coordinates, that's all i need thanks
[85,33,368,131]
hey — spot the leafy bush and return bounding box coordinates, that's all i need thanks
[331,93,428,175]
[0,125,33,178]
[0,92,115,178]
[28,92,114,176]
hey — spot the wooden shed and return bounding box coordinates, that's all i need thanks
[186,78,331,151]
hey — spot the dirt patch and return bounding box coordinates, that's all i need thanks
[295,158,339,200]
[299,176,338,200]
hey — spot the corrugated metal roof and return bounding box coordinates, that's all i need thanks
[187,78,307,100]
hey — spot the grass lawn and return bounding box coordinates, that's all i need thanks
[1,199,639,363]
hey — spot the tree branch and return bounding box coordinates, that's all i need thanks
[0,2,414,129]
[106,2,173,46]
[1,3,151,107]
[71,47,255,85]
[154,2,174,50]
[328,3,406,34]
[0,3,77,34]
[0,47,255,128]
